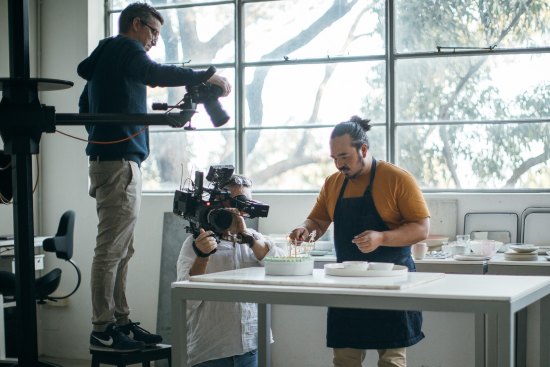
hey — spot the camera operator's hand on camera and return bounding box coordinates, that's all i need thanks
[207,74,231,97]
[195,229,217,255]
[226,208,246,235]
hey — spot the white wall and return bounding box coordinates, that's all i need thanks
[2,0,550,364]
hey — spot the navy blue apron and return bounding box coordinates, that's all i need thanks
[326,159,424,349]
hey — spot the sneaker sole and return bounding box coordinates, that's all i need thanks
[89,344,144,353]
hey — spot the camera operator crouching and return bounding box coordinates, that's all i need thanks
[176,174,285,367]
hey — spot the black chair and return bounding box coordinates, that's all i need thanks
[0,210,81,304]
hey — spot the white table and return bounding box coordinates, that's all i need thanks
[488,253,550,366]
[171,268,550,367]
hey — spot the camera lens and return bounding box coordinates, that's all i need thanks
[208,208,233,232]
[204,99,230,127]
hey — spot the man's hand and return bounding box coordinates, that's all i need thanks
[226,208,246,235]
[288,226,310,245]
[352,230,384,253]
[195,228,217,255]
[207,74,232,96]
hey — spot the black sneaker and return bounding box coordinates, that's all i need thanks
[118,320,163,346]
[90,323,145,352]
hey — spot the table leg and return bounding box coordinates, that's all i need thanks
[515,309,527,367]
[171,295,188,367]
[486,313,497,367]
[540,295,550,367]
[258,304,271,367]
[496,309,514,367]
[474,313,485,367]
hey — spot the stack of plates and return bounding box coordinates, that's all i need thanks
[504,246,539,261]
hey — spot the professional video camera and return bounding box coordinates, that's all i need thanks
[152,66,230,128]
[173,165,269,244]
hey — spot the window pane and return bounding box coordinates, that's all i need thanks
[244,0,384,62]
[396,123,550,190]
[395,1,550,53]
[396,54,550,122]
[155,6,234,65]
[147,68,235,129]
[244,62,385,127]
[143,130,235,191]
[109,5,235,65]
[244,126,386,191]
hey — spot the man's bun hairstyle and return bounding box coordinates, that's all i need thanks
[331,115,372,149]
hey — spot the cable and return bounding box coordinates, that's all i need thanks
[55,126,149,145]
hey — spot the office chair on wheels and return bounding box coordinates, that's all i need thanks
[0,210,80,304]
[0,210,79,366]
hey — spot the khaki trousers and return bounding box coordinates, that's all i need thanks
[333,347,407,367]
[89,160,141,332]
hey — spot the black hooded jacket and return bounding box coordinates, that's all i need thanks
[77,35,209,163]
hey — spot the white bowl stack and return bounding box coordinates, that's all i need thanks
[504,244,539,261]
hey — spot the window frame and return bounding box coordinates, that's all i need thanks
[106,0,550,194]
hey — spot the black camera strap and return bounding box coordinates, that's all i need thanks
[192,240,216,257]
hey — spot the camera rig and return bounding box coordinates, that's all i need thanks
[173,165,269,245]
[152,66,230,129]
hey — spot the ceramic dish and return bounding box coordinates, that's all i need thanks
[324,264,407,277]
[453,254,491,261]
[309,250,330,256]
[509,244,539,253]
[504,251,538,261]
[342,261,369,271]
[264,256,314,276]
[368,262,394,271]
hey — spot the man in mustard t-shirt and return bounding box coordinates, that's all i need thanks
[289,116,430,367]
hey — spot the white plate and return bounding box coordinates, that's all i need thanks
[309,250,330,256]
[453,254,491,261]
[504,251,539,261]
[509,245,539,253]
[324,264,408,277]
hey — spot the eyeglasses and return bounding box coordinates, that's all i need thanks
[139,19,159,39]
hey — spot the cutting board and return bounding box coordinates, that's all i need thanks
[190,267,445,290]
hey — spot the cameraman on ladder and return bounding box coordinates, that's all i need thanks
[77,2,231,353]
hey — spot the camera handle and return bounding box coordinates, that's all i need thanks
[188,223,219,257]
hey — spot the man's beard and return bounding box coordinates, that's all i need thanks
[339,154,365,179]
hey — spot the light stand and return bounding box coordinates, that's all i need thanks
[0,1,190,366]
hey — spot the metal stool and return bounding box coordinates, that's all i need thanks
[90,344,171,367]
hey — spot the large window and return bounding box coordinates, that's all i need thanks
[107,0,550,191]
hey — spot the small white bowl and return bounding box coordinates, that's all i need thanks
[342,261,368,271]
[510,244,538,253]
[368,262,394,271]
